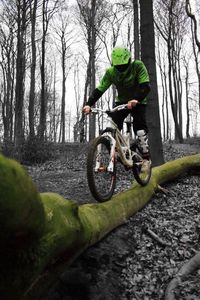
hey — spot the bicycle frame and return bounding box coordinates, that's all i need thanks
[87,105,152,201]
[90,105,140,172]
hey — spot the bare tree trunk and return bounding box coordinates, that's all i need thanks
[185,61,190,138]
[1,65,8,141]
[177,49,183,137]
[76,0,107,141]
[73,61,81,142]
[185,0,200,52]
[61,43,66,143]
[190,20,200,109]
[80,61,90,143]
[89,0,97,141]
[167,37,183,142]
[6,43,13,143]
[38,0,47,141]
[164,69,169,140]
[161,71,166,140]
[15,0,27,154]
[38,0,59,141]
[53,63,57,142]
[10,54,15,141]
[29,0,38,139]
[172,38,183,141]
[157,37,167,140]
[133,0,140,59]
[155,0,187,141]
[140,0,164,166]
[0,37,14,145]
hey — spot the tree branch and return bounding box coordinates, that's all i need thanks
[165,251,200,300]
[185,0,200,52]
[143,226,171,247]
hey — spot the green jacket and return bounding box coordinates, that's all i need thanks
[97,60,150,104]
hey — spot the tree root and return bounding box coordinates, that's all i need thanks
[157,185,170,194]
[157,185,176,196]
[165,251,200,300]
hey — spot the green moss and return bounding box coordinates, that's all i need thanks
[0,154,45,243]
[0,153,199,300]
[37,193,83,261]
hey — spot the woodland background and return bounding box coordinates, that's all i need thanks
[0,1,200,299]
[0,0,199,164]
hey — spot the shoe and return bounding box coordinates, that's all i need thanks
[141,159,151,173]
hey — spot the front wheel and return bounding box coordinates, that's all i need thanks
[132,158,152,186]
[87,136,116,202]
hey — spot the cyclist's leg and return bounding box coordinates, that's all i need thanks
[111,107,129,130]
[131,105,150,160]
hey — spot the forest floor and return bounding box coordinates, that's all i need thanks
[26,139,200,300]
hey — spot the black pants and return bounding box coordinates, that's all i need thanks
[111,104,148,134]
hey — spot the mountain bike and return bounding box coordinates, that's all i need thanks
[86,104,152,202]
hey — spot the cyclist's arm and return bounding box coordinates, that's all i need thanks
[86,88,103,107]
[132,82,151,102]
[86,69,112,107]
[127,83,150,109]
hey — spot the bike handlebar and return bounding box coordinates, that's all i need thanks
[91,104,128,114]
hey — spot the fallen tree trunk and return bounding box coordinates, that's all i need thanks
[0,153,199,299]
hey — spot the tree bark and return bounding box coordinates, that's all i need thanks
[190,19,200,110]
[185,0,200,52]
[15,0,27,154]
[0,5,15,144]
[88,0,96,141]
[38,0,59,141]
[133,0,140,59]
[185,61,190,138]
[38,0,47,141]
[140,0,164,165]
[0,153,200,299]
[29,0,38,139]
[61,39,66,143]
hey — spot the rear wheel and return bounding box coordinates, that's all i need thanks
[132,155,152,186]
[87,136,116,202]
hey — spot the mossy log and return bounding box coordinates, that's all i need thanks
[0,153,200,299]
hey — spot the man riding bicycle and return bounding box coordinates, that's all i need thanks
[83,47,151,168]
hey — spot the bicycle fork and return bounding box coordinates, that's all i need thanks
[95,135,116,173]
[107,135,116,172]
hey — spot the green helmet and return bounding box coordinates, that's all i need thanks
[111,47,131,66]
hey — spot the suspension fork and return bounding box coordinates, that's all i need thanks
[95,135,116,173]
[107,134,116,172]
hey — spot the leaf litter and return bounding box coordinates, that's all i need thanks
[25,142,200,300]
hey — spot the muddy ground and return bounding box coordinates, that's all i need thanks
[26,141,200,300]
